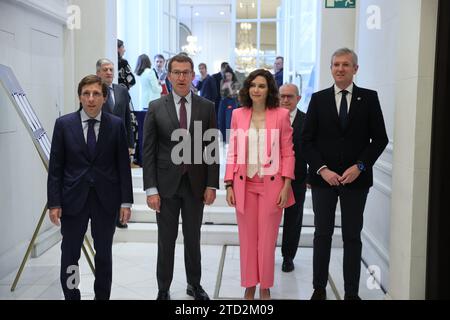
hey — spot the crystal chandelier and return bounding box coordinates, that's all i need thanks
[234,2,263,73]
[182,6,201,57]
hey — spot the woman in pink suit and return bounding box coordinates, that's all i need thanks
[225,69,295,300]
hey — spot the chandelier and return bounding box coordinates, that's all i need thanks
[234,2,263,73]
[182,6,201,57]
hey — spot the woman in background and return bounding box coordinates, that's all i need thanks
[117,39,136,90]
[218,66,240,142]
[135,54,162,109]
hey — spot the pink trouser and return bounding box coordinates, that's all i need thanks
[236,176,283,289]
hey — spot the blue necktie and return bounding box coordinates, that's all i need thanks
[106,87,114,112]
[339,90,348,129]
[87,119,97,158]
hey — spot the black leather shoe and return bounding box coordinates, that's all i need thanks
[156,290,170,300]
[310,288,327,300]
[282,257,295,272]
[344,294,361,300]
[186,284,210,300]
[116,221,128,229]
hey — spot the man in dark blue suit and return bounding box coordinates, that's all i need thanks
[47,75,133,300]
[196,63,218,103]
[274,56,284,88]
[212,62,229,120]
[301,48,388,300]
[96,58,134,229]
[279,84,308,273]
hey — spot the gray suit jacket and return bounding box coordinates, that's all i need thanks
[103,83,134,148]
[142,93,220,199]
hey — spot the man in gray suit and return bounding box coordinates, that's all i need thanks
[143,54,219,300]
[96,58,134,229]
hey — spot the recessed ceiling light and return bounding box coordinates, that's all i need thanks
[219,11,225,15]
[194,12,200,16]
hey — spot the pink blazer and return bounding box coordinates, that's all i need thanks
[225,107,296,214]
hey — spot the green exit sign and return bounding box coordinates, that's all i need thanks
[326,0,356,8]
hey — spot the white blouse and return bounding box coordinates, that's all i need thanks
[247,120,266,178]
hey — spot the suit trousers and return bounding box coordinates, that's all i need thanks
[156,174,205,291]
[236,176,283,289]
[281,181,307,259]
[60,188,117,300]
[311,186,369,296]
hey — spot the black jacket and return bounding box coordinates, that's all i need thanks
[301,84,388,189]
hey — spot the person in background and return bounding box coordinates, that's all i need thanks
[96,58,134,229]
[196,63,218,103]
[135,54,162,109]
[117,39,136,90]
[218,65,240,142]
[212,62,229,120]
[301,48,388,300]
[225,69,295,300]
[274,56,284,88]
[117,39,138,166]
[154,54,171,95]
[279,84,308,273]
[47,75,133,300]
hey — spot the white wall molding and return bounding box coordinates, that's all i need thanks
[385,140,394,155]
[12,0,68,24]
[373,178,392,196]
[362,229,390,291]
[374,159,393,176]
[362,229,389,266]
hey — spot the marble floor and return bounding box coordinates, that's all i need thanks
[0,242,385,300]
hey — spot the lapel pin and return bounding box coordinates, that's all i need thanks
[357,97,362,101]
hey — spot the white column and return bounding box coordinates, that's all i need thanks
[317,0,356,90]
[64,0,117,113]
[388,0,438,299]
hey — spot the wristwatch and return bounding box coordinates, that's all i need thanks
[357,161,366,172]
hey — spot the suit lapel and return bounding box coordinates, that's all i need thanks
[164,93,180,130]
[189,94,201,133]
[292,111,300,130]
[326,86,340,127]
[265,108,278,158]
[346,84,362,129]
[70,112,89,158]
[93,112,110,160]
[241,107,252,165]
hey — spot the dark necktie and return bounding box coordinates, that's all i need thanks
[339,90,349,129]
[179,97,187,129]
[87,118,97,158]
[107,87,114,112]
[179,97,188,174]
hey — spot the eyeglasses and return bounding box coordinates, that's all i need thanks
[280,94,296,100]
[171,70,192,78]
[81,92,103,98]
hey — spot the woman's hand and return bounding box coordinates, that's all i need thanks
[276,186,290,208]
[226,187,236,207]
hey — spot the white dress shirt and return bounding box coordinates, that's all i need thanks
[317,83,354,175]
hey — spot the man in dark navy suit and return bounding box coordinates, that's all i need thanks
[274,56,284,88]
[301,48,388,300]
[47,75,133,300]
[279,84,308,273]
[196,63,218,103]
[96,58,134,229]
[212,62,229,120]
